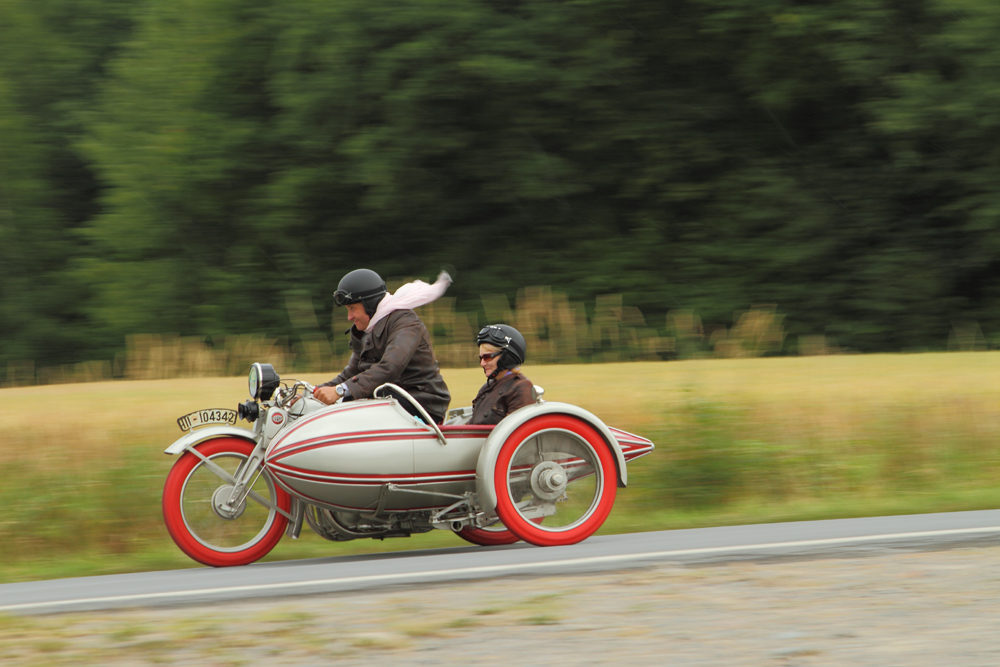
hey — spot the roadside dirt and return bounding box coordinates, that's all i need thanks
[2,546,998,666]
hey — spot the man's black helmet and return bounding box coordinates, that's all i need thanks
[334,269,387,316]
[477,324,526,371]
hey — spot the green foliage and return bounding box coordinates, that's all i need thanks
[0,451,167,565]
[658,401,756,509]
[0,0,135,368]
[633,392,1000,516]
[6,0,1000,368]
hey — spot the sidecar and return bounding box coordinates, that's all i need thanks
[162,371,654,567]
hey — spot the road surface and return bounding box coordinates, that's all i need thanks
[2,509,998,615]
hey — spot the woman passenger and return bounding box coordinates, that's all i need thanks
[470,324,534,425]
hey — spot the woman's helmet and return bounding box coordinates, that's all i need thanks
[477,324,526,372]
[334,269,387,316]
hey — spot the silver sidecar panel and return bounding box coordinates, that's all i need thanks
[474,402,629,516]
[264,399,476,512]
[409,424,491,505]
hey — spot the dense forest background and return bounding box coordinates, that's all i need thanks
[3,0,1000,380]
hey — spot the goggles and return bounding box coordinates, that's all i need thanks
[333,290,353,307]
[334,286,385,307]
[477,325,512,348]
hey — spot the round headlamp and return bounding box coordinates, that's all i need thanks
[248,362,280,400]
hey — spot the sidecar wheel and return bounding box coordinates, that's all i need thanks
[163,437,290,567]
[493,415,617,547]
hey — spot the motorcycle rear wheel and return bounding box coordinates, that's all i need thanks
[456,523,521,546]
[163,437,290,567]
[456,516,545,546]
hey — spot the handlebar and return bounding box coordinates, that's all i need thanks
[275,380,317,407]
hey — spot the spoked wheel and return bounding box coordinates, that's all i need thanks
[493,415,617,547]
[162,437,291,567]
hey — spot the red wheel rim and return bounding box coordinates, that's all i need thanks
[493,415,617,547]
[456,524,521,546]
[456,517,544,546]
[163,438,290,567]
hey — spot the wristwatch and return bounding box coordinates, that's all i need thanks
[335,383,349,397]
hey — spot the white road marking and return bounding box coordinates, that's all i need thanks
[3,525,999,613]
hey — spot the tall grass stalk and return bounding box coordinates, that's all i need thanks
[4,289,774,386]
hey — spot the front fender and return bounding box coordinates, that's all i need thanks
[474,402,628,515]
[163,425,258,455]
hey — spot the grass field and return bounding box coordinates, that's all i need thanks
[2,352,1000,583]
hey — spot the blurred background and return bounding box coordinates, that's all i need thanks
[4,0,1000,582]
[4,0,1000,383]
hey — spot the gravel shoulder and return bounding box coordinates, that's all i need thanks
[2,545,998,666]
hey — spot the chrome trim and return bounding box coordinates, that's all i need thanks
[374,382,447,445]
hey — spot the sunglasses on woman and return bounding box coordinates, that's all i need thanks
[478,351,503,363]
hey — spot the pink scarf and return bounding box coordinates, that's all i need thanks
[365,270,453,331]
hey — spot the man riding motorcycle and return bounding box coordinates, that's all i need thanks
[314,268,452,424]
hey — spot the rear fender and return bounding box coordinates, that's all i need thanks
[163,426,258,455]
[474,402,627,515]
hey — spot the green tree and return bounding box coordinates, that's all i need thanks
[73,0,1000,363]
[0,0,136,370]
[82,0,287,340]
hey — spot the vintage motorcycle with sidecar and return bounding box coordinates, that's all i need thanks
[162,363,655,567]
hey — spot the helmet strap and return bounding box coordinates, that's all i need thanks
[487,350,512,382]
[362,292,386,317]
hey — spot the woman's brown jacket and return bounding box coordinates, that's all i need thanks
[470,371,534,425]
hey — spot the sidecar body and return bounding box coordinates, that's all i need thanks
[262,397,653,515]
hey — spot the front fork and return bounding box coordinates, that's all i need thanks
[223,443,267,514]
[183,440,296,524]
[228,441,306,538]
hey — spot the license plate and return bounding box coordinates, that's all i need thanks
[177,408,238,432]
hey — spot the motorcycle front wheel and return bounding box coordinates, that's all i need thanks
[163,437,290,567]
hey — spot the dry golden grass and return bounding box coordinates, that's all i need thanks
[2,351,1000,582]
[4,351,1000,462]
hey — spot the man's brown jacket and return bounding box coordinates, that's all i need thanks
[321,310,451,423]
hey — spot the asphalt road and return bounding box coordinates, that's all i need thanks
[3,509,999,615]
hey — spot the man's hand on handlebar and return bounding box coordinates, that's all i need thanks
[313,386,341,405]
